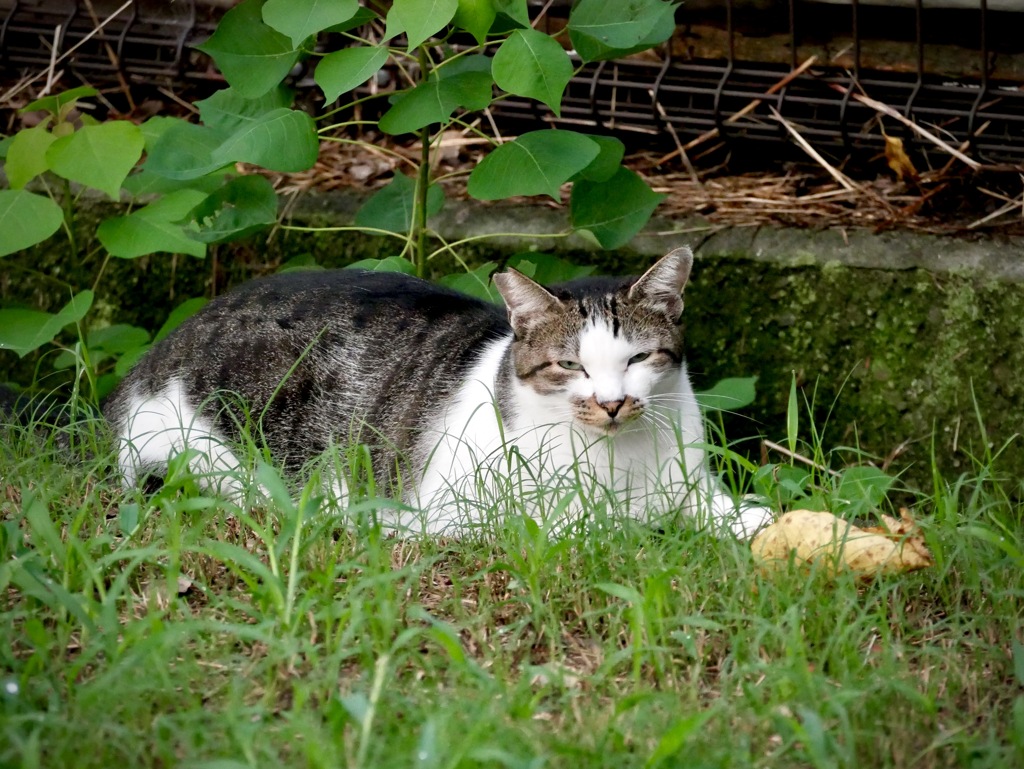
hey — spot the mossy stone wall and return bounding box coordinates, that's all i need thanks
[685,260,1022,487]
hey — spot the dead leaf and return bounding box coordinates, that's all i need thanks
[751,509,933,578]
[884,135,918,183]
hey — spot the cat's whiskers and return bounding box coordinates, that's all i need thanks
[646,393,700,406]
[647,393,750,420]
[641,412,677,434]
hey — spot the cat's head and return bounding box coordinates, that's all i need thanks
[493,248,693,435]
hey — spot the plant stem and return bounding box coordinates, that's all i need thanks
[283,486,307,629]
[414,47,431,279]
[62,179,78,259]
[415,128,430,278]
[426,229,572,263]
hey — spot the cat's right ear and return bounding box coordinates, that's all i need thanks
[493,269,560,335]
[628,247,694,322]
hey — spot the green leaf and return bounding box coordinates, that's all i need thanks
[0,189,64,257]
[88,324,151,354]
[507,253,595,284]
[20,86,98,116]
[390,0,458,49]
[571,135,625,182]
[9,564,96,633]
[645,711,715,768]
[278,254,324,273]
[5,122,57,188]
[315,45,390,104]
[438,262,500,303]
[154,298,209,343]
[962,524,1024,567]
[45,121,144,199]
[211,108,319,172]
[468,130,599,201]
[568,0,676,62]
[146,107,316,180]
[492,28,572,116]
[143,121,232,181]
[199,539,282,594]
[834,466,893,516]
[196,0,300,98]
[22,487,65,561]
[122,167,231,199]
[325,6,379,34]
[186,175,278,243]
[196,85,294,132]
[696,376,758,411]
[97,189,209,259]
[382,9,406,43]
[454,0,496,44]
[570,166,664,247]
[112,298,207,377]
[786,373,799,454]
[255,461,296,514]
[0,290,94,357]
[436,55,493,105]
[493,0,529,27]
[119,503,140,537]
[354,173,444,234]
[595,581,642,604]
[379,71,493,135]
[339,692,370,723]
[262,0,359,47]
[772,465,813,504]
[139,115,184,152]
[346,256,417,275]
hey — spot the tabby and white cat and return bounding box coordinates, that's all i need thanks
[103,247,772,538]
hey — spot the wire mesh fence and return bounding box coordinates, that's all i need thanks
[2,0,1023,164]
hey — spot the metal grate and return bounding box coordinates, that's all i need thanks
[0,0,215,80]
[2,0,1023,164]
[494,0,1024,165]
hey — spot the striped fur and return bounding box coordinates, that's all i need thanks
[104,248,772,537]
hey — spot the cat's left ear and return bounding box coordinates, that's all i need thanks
[493,268,560,334]
[628,247,693,321]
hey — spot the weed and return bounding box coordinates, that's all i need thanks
[1,404,1020,768]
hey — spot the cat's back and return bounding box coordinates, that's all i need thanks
[104,269,510,468]
[171,268,502,336]
[113,268,507,381]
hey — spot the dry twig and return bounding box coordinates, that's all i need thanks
[656,55,818,165]
[769,106,858,192]
[830,85,983,171]
[1,0,133,103]
[649,91,706,195]
[763,440,842,477]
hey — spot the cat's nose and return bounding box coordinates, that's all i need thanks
[598,399,624,418]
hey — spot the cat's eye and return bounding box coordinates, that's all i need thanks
[558,360,584,371]
[628,352,651,365]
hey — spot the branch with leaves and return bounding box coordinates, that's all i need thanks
[0,0,680,395]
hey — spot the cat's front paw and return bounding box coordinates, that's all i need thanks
[705,492,774,540]
[728,500,775,540]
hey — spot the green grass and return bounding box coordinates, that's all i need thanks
[1,412,1022,769]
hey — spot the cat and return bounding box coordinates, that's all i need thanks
[103,247,773,538]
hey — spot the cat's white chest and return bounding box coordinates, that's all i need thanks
[405,336,710,534]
